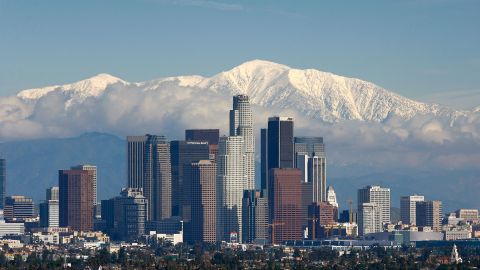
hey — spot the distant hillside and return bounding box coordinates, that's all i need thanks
[0,132,126,202]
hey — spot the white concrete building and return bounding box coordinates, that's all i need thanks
[400,195,424,225]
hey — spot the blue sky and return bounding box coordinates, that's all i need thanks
[1,0,479,107]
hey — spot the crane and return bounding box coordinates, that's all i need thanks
[347,198,353,223]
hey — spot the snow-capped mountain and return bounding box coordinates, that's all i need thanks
[16,60,461,122]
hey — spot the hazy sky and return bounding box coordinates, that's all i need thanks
[1,0,479,107]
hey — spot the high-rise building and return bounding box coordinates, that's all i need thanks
[185,129,220,159]
[358,185,390,225]
[39,200,59,228]
[261,117,294,194]
[188,160,217,243]
[144,135,172,221]
[59,169,94,231]
[269,168,303,244]
[242,190,268,244]
[400,195,424,225]
[101,188,147,241]
[360,203,382,235]
[4,196,35,222]
[46,186,59,201]
[216,136,246,242]
[416,200,442,232]
[0,159,5,209]
[170,140,210,218]
[327,186,338,208]
[456,209,479,222]
[230,95,255,190]
[127,136,148,189]
[71,165,97,206]
[294,137,327,203]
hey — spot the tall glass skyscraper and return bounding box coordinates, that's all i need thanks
[230,95,255,190]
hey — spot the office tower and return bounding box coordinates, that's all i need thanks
[59,169,94,231]
[185,129,220,159]
[170,140,210,217]
[71,165,97,206]
[307,202,337,239]
[0,159,5,209]
[216,136,246,242]
[294,137,327,202]
[39,200,59,228]
[300,182,313,229]
[360,203,382,235]
[3,196,35,222]
[188,160,217,243]
[101,188,147,241]
[327,186,338,208]
[358,185,390,224]
[144,135,172,221]
[242,190,268,244]
[127,135,148,189]
[400,195,424,225]
[260,128,268,190]
[46,186,59,201]
[267,117,294,170]
[230,95,255,190]
[269,168,302,244]
[416,200,442,232]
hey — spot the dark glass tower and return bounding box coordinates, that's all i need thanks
[170,140,209,218]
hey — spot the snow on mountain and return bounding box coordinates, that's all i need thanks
[17,73,127,100]
[15,60,461,122]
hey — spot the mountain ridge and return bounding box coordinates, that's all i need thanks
[14,59,468,123]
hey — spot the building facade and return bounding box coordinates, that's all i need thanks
[170,140,210,218]
[59,169,94,231]
[400,195,424,225]
[188,160,217,243]
[269,168,303,244]
[46,186,59,201]
[39,200,59,228]
[242,190,268,244]
[4,196,35,222]
[71,165,97,207]
[216,136,246,243]
[360,203,383,236]
[185,129,220,159]
[0,159,5,209]
[416,200,442,232]
[358,185,391,226]
[229,95,255,190]
[127,135,147,189]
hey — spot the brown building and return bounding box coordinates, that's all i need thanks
[187,160,217,243]
[416,200,442,232]
[269,168,302,244]
[59,169,94,231]
[307,202,337,239]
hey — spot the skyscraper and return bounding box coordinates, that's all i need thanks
[400,195,424,225]
[358,185,390,235]
[71,165,97,206]
[269,168,303,244]
[170,140,210,218]
[0,159,5,209]
[327,186,338,208]
[144,135,172,221]
[216,136,246,242]
[39,200,59,228]
[294,137,327,202]
[242,190,268,244]
[59,169,94,231]
[127,135,148,189]
[230,95,255,190]
[188,160,217,243]
[185,129,220,159]
[416,200,442,232]
[261,117,294,192]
